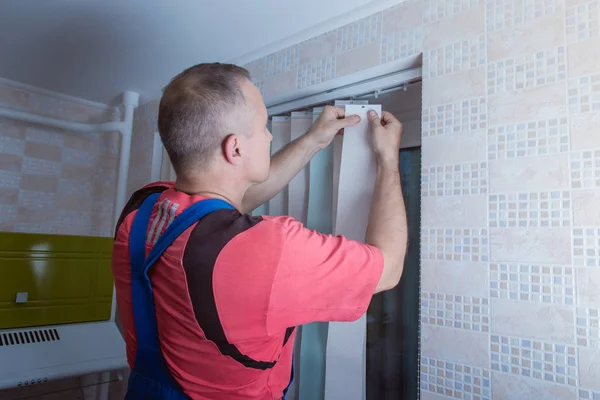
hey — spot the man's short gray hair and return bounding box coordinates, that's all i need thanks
[157,63,251,178]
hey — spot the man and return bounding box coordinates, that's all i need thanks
[111,63,407,400]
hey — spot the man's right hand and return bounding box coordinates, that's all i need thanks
[367,110,402,165]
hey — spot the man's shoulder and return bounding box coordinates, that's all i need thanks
[114,181,175,237]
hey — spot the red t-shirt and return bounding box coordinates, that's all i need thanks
[111,181,383,399]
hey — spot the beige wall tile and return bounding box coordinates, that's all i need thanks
[488,12,566,60]
[573,189,600,225]
[63,102,106,124]
[568,37,600,78]
[577,268,600,308]
[422,195,487,227]
[421,325,490,368]
[24,141,62,162]
[580,347,600,391]
[571,112,600,151]
[64,134,95,152]
[61,165,93,181]
[263,70,298,99]
[56,194,92,213]
[298,33,337,65]
[489,154,570,193]
[335,41,381,77]
[492,371,576,400]
[17,206,56,224]
[20,174,59,193]
[421,260,489,297]
[491,228,572,264]
[423,67,486,107]
[422,131,486,166]
[0,187,18,205]
[382,0,423,35]
[0,154,22,172]
[0,120,26,139]
[0,85,29,108]
[491,298,574,343]
[423,5,485,49]
[488,82,567,125]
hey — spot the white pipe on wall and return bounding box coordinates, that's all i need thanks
[0,107,123,133]
[0,91,140,228]
[113,91,140,228]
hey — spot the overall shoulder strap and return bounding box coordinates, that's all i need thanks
[129,192,161,276]
[129,195,234,350]
[143,198,235,273]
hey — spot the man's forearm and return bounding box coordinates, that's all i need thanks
[241,134,319,214]
[366,156,408,293]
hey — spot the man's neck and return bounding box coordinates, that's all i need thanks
[174,177,248,211]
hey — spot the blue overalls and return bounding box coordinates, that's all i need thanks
[125,193,294,400]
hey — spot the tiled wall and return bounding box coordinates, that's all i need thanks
[0,82,119,237]
[246,0,600,398]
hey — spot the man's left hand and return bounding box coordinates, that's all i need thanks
[306,105,361,150]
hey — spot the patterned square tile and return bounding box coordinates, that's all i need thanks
[336,13,381,53]
[489,192,571,228]
[0,204,17,223]
[0,135,25,158]
[573,227,600,266]
[421,292,490,332]
[486,0,564,32]
[61,148,97,169]
[566,0,600,43]
[488,118,569,160]
[297,57,336,89]
[21,156,61,177]
[487,47,566,95]
[421,356,491,399]
[422,97,487,137]
[571,149,600,189]
[568,73,600,114]
[577,307,600,348]
[422,162,488,196]
[490,334,577,385]
[579,388,600,399]
[424,35,486,78]
[381,27,423,64]
[490,263,575,305]
[423,0,482,24]
[25,126,65,146]
[421,228,489,262]
[265,46,299,78]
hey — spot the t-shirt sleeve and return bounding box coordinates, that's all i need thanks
[264,216,384,335]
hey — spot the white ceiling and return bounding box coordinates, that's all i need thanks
[0,0,385,105]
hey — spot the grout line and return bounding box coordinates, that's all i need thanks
[484,1,493,398]
[562,1,583,396]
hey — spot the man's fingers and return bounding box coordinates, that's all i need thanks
[336,114,360,129]
[325,105,345,119]
[381,111,400,126]
[368,110,382,128]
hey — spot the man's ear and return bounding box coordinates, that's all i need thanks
[222,134,243,165]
